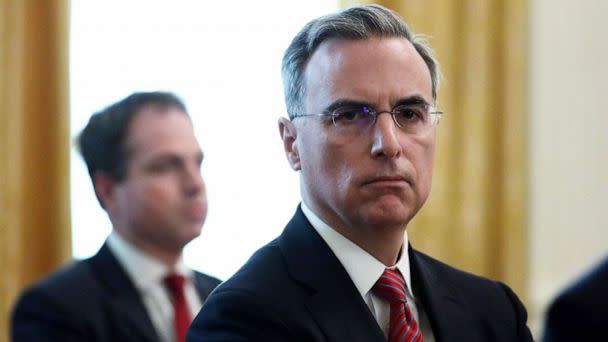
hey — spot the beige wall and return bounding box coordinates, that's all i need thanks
[529,0,608,335]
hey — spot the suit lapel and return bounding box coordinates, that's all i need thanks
[278,207,386,342]
[88,243,159,342]
[409,247,478,342]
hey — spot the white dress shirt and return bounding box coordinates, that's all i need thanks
[301,202,435,341]
[107,232,202,342]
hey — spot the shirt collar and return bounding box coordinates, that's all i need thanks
[300,202,413,298]
[107,232,191,291]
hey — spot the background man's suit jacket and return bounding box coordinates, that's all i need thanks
[11,242,221,342]
[188,206,533,342]
[543,256,608,341]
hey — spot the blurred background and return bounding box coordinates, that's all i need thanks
[1,0,606,341]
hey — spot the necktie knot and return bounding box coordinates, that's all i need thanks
[372,268,424,342]
[372,268,407,305]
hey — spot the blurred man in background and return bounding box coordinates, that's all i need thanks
[188,5,532,341]
[543,256,608,341]
[12,92,220,342]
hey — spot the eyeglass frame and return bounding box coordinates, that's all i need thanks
[291,97,444,134]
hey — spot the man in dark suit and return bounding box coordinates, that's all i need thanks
[188,4,533,342]
[542,256,608,341]
[12,92,221,342]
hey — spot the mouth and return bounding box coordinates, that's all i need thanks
[362,174,413,187]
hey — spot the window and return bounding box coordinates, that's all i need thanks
[70,0,338,279]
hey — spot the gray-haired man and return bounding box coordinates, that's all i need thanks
[188,5,533,341]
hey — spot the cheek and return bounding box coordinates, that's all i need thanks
[335,158,357,192]
[415,141,436,194]
[113,186,147,224]
[132,179,177,211]
[299,130,358,195]
[319,144,354,186]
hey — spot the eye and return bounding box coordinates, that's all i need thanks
[393,105,427,123]
[146,157,182,173]
[331,105,368,122]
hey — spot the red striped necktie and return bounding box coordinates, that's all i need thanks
[164,274,191,342]
[372,268,424,342]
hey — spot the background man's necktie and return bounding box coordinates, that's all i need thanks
[164,274,191,342]
[372,268,424,342]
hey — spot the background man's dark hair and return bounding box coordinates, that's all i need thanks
[77,91,187,205]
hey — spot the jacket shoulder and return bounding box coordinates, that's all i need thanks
[413,249,533,341]
[544,257,608,340]
[189,239,303,340]
[16,258,99,307]
[11,259,102,341]
[212,239,290,297]
[415,249,513,294]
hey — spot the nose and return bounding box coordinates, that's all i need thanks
[370,112,402,159]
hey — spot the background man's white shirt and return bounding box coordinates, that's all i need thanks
[107,232,202,342]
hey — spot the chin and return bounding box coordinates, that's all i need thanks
[178,226,203,243]
[364,214,410,229]
[359,202,415,227]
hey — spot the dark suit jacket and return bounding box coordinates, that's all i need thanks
[187,206,533,341]
[11,242,221,342]
[542,256,608,341]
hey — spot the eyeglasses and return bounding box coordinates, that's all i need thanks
[292,102,443,136]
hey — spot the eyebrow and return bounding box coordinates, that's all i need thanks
[323,99,369,114]
[394,95,431,108]
[145,149,204,164]
[323,95,431,113]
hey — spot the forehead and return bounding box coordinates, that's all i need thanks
[303,37,433,107]
[125,105,199,157]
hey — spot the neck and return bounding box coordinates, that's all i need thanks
[115,230,183,267]
[337,224,405,266]
[301,200,407,266]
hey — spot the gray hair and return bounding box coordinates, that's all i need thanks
[281,4,440,119]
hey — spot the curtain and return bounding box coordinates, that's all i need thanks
[341,0,529,301]
[0,0,71,340]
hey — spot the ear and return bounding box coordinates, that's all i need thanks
[92,171,119,211]
[278,117,301,171]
